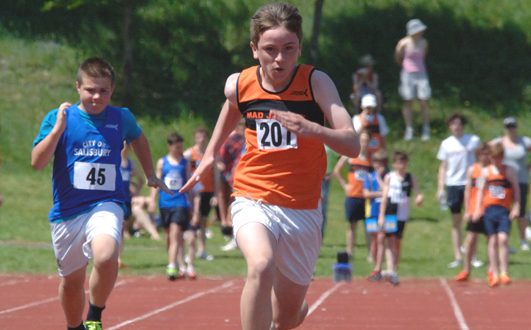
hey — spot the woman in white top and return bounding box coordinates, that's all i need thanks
[490,117,531,251]
[395,19,431,141]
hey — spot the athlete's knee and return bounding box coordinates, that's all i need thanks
[272,301,308,330]
[246,257,275,285]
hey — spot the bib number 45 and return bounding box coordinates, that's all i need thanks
[256,119,298,150]
[74,162,116,191]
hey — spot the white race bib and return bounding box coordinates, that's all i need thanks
[73,162,116,191]
[164,171,183,190]
[256,119,297,150]
[488,185,506,199]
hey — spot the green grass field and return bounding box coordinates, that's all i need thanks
[0,30,529,281]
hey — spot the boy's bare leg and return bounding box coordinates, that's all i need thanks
[60,266,87,327]
[88,235,120,308]
[498,232,509,274]
[487,236,499,275]
[346,223,356,256]
[237,223,277,330]
[271,270,309,330]
[451,213,463,261]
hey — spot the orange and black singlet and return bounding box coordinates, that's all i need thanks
[232,64,326,209]
[484,164,513,209]
[347,157,371,198]
[359,114,385,156]
[467,163,485,216]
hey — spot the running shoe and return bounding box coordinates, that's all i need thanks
[520,241,530,251]
[221,238,238,251]
[447,259,462,269]
[404,127,414,141]
[84,321,103,330]
[186,264,197,280]
[197,251,214,261]
[367,271,382,282]
[471,257,484,268]
[454,271,469,282]
[488,273,500,288]
[500,273,512,285]
[388,272,400,286]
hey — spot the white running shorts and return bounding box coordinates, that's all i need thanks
[51,202,123,277]
[399,70,431,100]
[231,197,323,285]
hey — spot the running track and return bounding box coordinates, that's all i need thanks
[1,275,529,329]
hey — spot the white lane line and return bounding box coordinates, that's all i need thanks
[0,278,30,287]
[0,279,129,316]
[307,282,344,316]
[439,278,470,330]
[107,280,235,330]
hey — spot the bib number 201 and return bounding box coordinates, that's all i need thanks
[256,119,297,150]
[74,162,116,191]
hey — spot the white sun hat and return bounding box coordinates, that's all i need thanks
[407,19,427,36]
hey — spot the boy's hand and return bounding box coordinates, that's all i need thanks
[147,175,172,195]
[509,206,519,220]
[415,193,424,206]
[269,109,314,136]
[472,210,482,222]
[377,216,385,229]
[54,102,71,134]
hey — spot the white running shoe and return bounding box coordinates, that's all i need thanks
[447,259,462,269]
[471,257,484,268]
[421,125,430,141]
[404,127,414,141]
[520,241,530,251]
[221,238,238,251]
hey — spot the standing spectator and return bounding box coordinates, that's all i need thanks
[184,128,215,261]
[454,144,491,281]
[352,94,389,160]
[477,143,520,287]
[490,117,531,251]
[370,151,423,285]
[395,18,431,141]
[363,150,389,264]
[333,129,371,257]
[437,113,481,268]
[179,3,358,328]
[350,54,383,112]
[152,132,196,280]
[31,57,169,330]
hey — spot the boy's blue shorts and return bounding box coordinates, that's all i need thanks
[483,205,511,236]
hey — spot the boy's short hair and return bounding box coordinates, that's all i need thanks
[76,57,115,86]
[489,142,504,158]
[475,142,491,158]
[446,112,467,126]
[372,150,388,162]
[195,127,210,136]
[167,132,184,145]
[392,150,409,162]
[250,2,302,46]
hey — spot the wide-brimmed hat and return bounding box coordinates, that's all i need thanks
[407,19,427,36]
[359,54,375,67]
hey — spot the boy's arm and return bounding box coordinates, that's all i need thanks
[507,168,521,219]
[436,160,447,199]
[472,168,487,221]
[148,158,163,213]
[181,74,243,193]
[271,70,359,158]
[411,174,423,206]
[332,156,348,191]
[463,167,473,221]
[31,102,71,170]
[131,133,172,195]
[378,174,390,227]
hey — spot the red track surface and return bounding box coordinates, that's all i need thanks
[1,274,529,329]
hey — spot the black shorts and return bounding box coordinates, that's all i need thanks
[386,221,406,239]
[446,185,465,214]
[465,217,486,234]
[160,207,190,230]
[123,202,132,220]
[519,183,528,218]
[199,192,214,217]
[345,197,365,223]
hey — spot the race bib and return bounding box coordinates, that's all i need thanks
[164,171,183,190]
[120,169,131,181]
[365,217,379,233]
[73,162,116,191]
[488,185,506,199]
[354,169,367,181]
[256,119,297,150]
[384,215,398,233]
